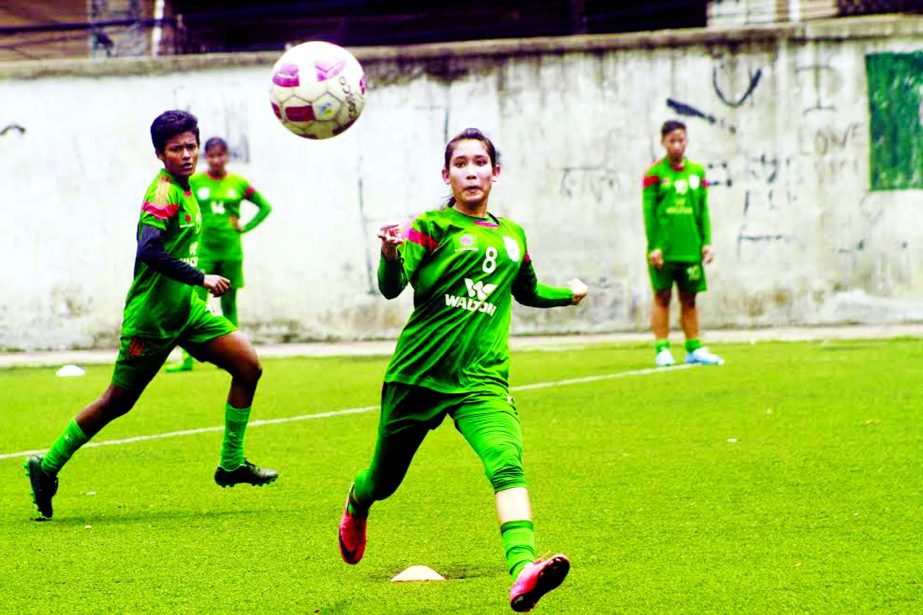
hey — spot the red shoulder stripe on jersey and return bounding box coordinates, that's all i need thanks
[474,219,499,228]
[643,175,659,188]
[244,186,255,198]
[403,227,438,252]
[142,200,179,220]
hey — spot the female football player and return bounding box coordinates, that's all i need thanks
[167,136,273,372]
[338,128,587,612]
[26,111,278,521]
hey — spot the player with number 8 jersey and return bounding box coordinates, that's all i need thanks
[383,208,571,396]
[338,128,588,613]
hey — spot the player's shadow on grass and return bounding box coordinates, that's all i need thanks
[44,507,268,526]
[431,564,498,580]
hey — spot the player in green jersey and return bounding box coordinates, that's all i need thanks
[24,111,278,520]
[643,120,723,367]
[166,136,273,372]
[337,128,588,612]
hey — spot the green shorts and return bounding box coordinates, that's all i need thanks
[649,260,707,294]
[199,256,244,289]
[111,298,236,391]
[379,382,526,491]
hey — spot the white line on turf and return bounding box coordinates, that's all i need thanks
[0,364,692,461]
[514,364,692,391]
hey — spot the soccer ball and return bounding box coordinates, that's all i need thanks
[269,41,367,139]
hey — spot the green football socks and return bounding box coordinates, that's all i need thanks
[346,484,370,518]
[501,520,536,578]
[349,470,375,517]
[220,290,238,326]
[655,339,671,353]
[219,403,251,471]
[41,419,89,475]
[685,338,702,352]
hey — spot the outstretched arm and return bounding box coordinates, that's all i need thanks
[512,258,587,307]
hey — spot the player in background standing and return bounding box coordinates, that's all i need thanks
[643,120,724,367]
[25,111,278,520]
[337,128,588,612]
[167,136,273,372]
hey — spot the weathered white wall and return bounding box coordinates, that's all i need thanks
[1,16,921,350]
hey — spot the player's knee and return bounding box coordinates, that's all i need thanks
[97,388,137,420]
[234,356,262,388]
[487,463,526,492]
[248,359,263,385]
[679,292,697,308]
[483,445,525,492]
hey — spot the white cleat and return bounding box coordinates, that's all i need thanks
[685,347,724,365]
[655,348,676,368]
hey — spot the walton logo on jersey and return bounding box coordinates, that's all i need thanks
[465,278,497,300]
[445,278,497,316]
[180,241,199,268]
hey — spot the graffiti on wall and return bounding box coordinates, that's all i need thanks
[660,52,899,265]
[666,98,737,134]
[866,52,923,191]
[712,64,762,108]
[1,123,26,137]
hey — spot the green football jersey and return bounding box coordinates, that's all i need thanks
[121,170,203,338]
[642,157,711,262]
[379,207,574,395]
[190,171,271,260]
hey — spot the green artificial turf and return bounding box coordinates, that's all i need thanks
[1,339,920,613]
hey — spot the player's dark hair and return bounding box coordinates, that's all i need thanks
[204,137,228,153]
[443,128,500,208]
[661,120,686,137]
[150,110,200,153]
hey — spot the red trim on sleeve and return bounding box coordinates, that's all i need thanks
[643,175,659,188]
[141,201,179,220]
[524,252,531,263]
[702,178,709,188]
[403,227,438,252]
[244,186,256,198]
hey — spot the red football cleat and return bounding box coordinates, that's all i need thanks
[509,554,570,612]
[338,489,367,565]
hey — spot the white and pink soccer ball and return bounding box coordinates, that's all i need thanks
[269,41,367,140]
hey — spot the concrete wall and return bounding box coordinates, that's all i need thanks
[1,16,922,351]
